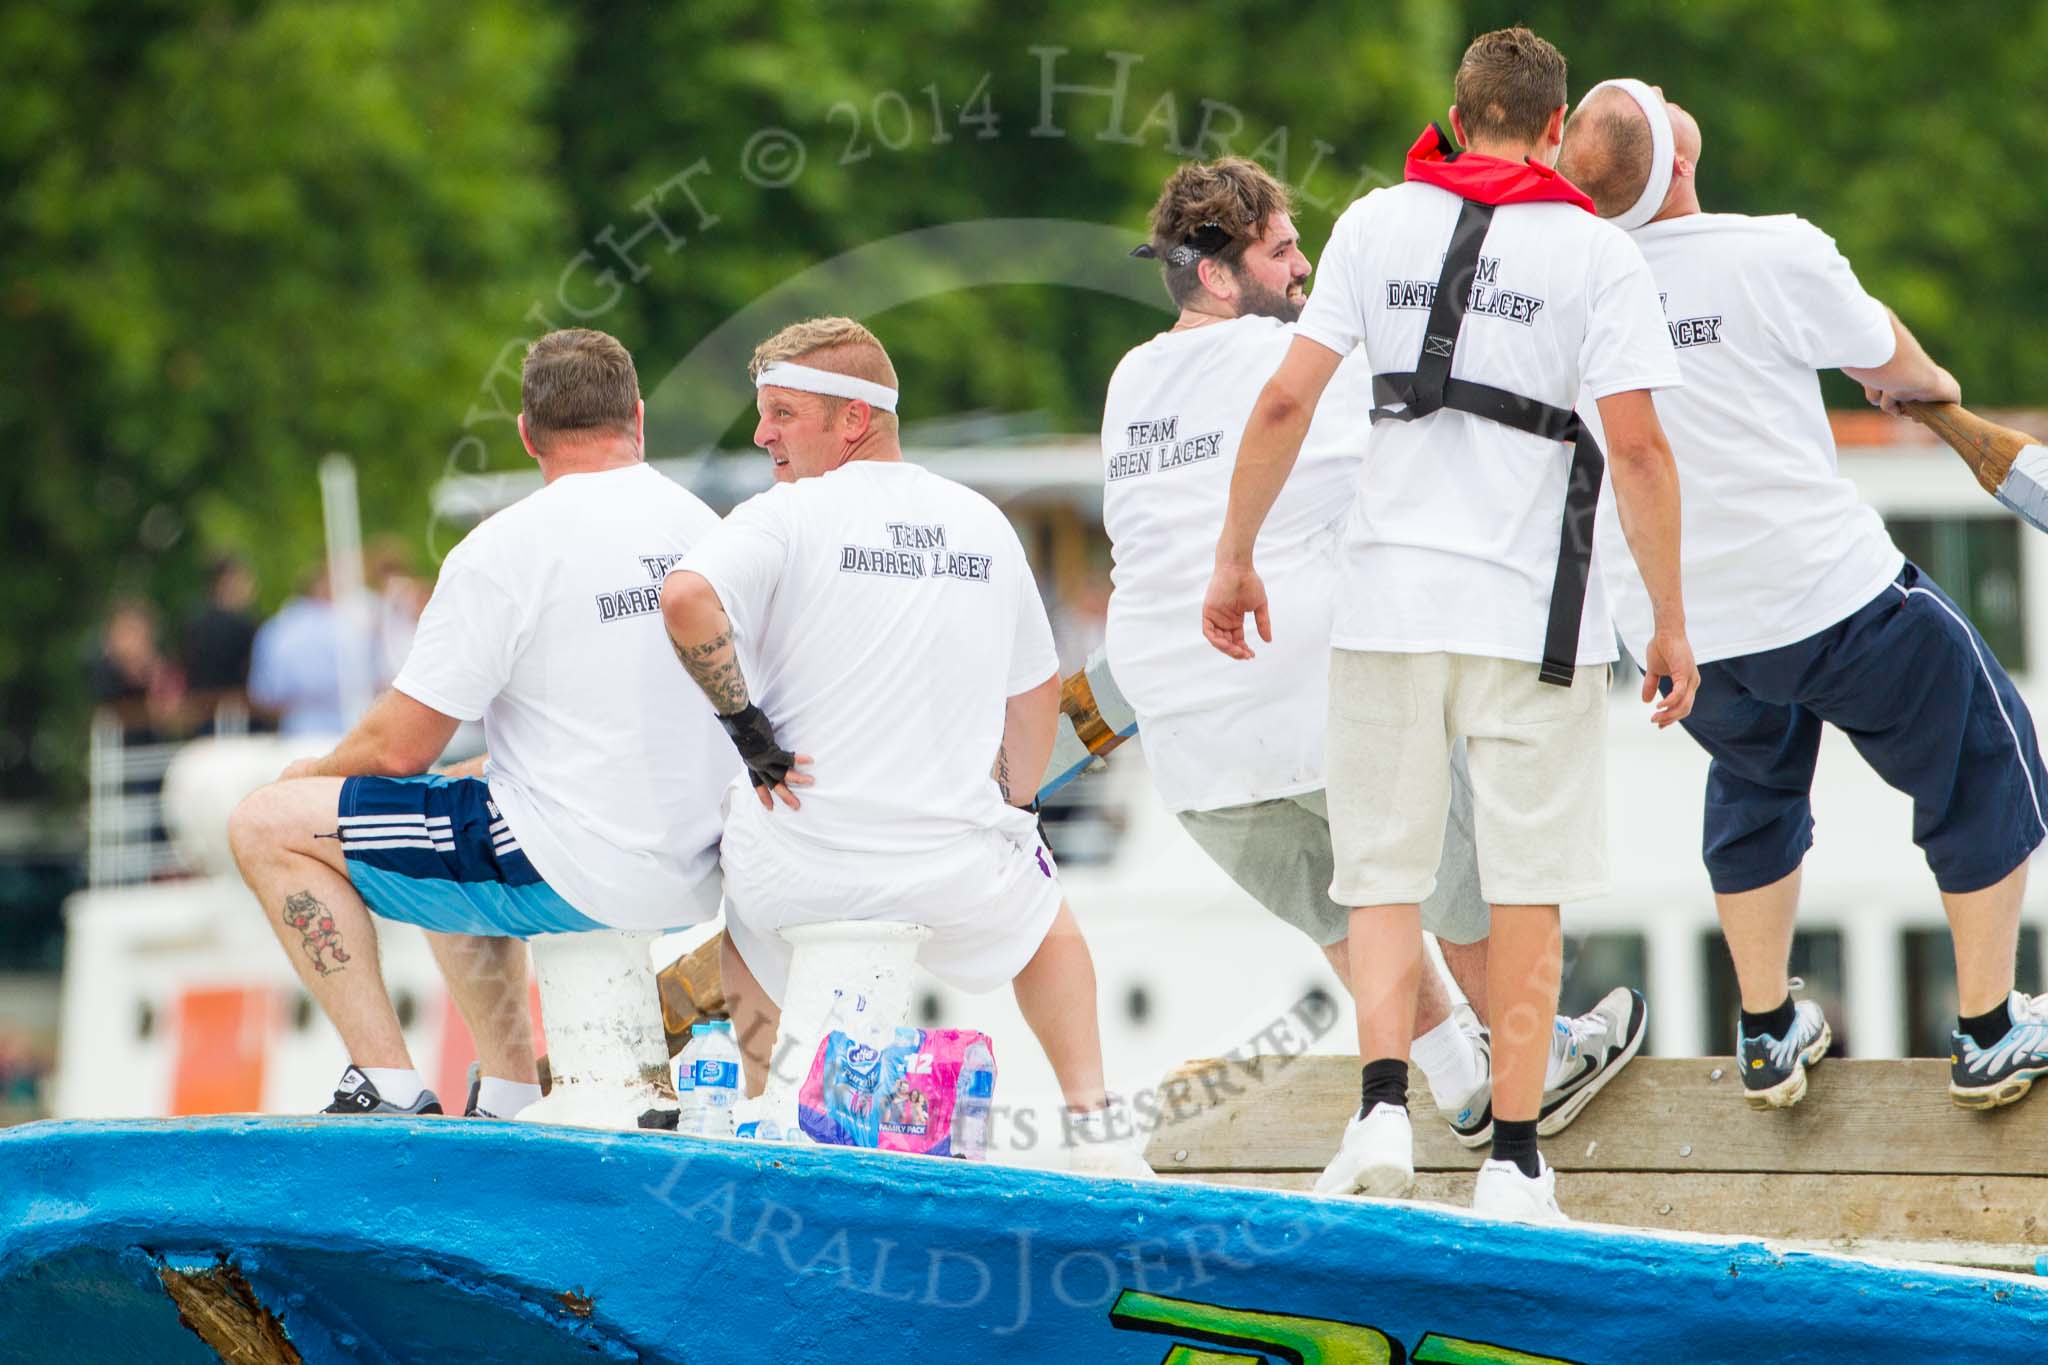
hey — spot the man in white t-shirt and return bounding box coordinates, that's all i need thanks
[1107,154,1652,1164]
[1205,27,1698,1222]
[1562,81,2048,1114]
[228,329,737,1119]
[660,317,1143,1174]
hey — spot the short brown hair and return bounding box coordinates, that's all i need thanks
[1454,27,1569,146]
[1559,88,1653,220]
[748,317,900,431]
[520,328,640,452]
[1144,157,1295,309]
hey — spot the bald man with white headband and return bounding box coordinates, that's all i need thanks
[1562,83,2048,1116]
[659,316,1148,1174]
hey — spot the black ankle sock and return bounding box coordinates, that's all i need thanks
[1960,999,2015,1050]
[1491,1118,1542,1180]
[1740,995,1796,1039]
[1359,1058,1409,1116]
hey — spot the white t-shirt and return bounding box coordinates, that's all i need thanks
[679,460,1058,854]
[1589,213,1901,664]
[1296,181,1682,665]
[394,462,736,929]
[1101,317,1368,812]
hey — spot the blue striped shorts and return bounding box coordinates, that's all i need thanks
[338,774,603,936]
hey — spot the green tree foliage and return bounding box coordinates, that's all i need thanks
[0,0,570,795]
[1462,0,2048,405]
[2,1,2042,805]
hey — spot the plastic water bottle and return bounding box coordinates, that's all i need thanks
[691,1019,742,1138]
[951,1040,995,1161]
[674,1030,704,1135]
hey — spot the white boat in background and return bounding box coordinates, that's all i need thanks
[50,415,2048,1137]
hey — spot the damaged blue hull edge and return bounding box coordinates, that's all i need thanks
[0,1117,2040,1363]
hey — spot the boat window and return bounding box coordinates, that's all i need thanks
[1704,928,1847,1055]
[1902,925,2044,1058]
[1887,516,2026,671]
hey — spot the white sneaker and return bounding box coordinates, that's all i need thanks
[1313,1102,1414,1198]
[1471,1155,1568,1225]
[1066,1100,1156,1179]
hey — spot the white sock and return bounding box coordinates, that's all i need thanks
[1411,1016,1483,1108]
[360,1067,424,1107]
[476,1077,543,1118]
[1544,1017,1576,1090]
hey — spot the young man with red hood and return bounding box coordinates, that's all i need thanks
[1204,27,1697,1221]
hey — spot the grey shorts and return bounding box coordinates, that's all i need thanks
[1175,752,1490,947]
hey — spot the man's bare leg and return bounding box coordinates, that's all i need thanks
[719,931,780,1099]
[1321,937,1456,1037]
[1012,902,1109,1112]
[1488,905,1562,1123]
[1437,936,1490,1029]
[228,777,410,1069]
[1349,904,1424,1064]
[1715,867,1804,1011]
[423,932,538,1086]
[1943,860,2026,1015]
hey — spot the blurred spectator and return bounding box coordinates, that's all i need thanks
[182,555,260,726]
[365,537,428,685]
[248,567,378,736]
[89,598,186,740]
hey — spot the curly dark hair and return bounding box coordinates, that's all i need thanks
[1143,157,1295,308]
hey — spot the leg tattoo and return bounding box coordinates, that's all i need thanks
[281,890,351,975]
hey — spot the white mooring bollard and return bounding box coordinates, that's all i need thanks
[758,921,931,1138]
[520,929,673,1130]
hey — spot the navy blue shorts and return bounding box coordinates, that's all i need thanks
[338,774,603,936]
[1676,561,2048,895]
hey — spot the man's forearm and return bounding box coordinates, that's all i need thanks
[1843,309,1956,403]
[1216,383,1314,564]
[1609,442,1686,629]
[661,576,751,716]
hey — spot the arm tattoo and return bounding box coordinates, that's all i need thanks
[280,891,351,976]
[992,744,1013,803]
[670,628,751,716]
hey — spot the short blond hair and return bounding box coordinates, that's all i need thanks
[749,316,896,403]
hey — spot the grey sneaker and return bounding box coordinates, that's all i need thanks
[1950,990,2048,1110]
[321,1066,442,1116]
[1443,1030,1494,1149]
[1539,987,1648,1135]
[1737,992,1831,1110]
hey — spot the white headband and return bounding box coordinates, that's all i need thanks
[754,361,898,414]
[1576,78,1675,231]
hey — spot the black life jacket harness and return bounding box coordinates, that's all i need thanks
[1367,125,1606,687]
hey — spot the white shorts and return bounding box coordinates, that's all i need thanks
[1326,649,1610,906]
[719,799,1065,1006]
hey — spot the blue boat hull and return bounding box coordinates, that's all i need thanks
[1,1117,2039,1362]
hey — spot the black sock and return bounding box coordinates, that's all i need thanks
[1739,995,1796,1039]
[1491,1118,1542,1180]
[1359,1059,1409,1116]
[1960,999,2015,1050]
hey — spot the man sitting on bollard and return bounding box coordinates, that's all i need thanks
[661,316,1148,1175]
[228,328,737,1118]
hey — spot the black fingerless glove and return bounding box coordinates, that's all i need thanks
[719,703,795,790]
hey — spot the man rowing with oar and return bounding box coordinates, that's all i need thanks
[1101,153,1651,1189]
[1561,80,2048,1112]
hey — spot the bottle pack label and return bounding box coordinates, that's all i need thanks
[691,1060,740,1090]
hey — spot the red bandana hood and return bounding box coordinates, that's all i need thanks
[1402,123,1594,212]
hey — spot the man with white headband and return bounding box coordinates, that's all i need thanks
[1562,82,2048,1115]
[1105,154,1652,1184]
[1204,27,1695,1224]
[660,316,1146,1174]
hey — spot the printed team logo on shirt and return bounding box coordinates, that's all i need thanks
[839,521,994,583]
[1384,255,1546,325]
[1107,416,1226,481]
[1659,292,1725,349]
[594,548,686,622]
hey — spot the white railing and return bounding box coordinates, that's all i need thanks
[86,705,250,889]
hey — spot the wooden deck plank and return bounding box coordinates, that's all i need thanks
[1141,1055,2048,1175]
[1161,1171,2048,1264]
